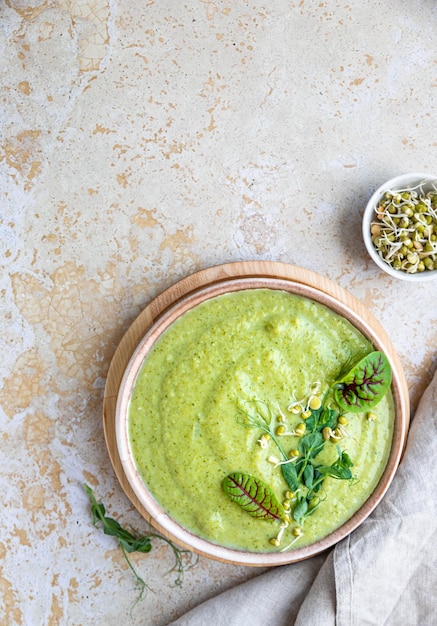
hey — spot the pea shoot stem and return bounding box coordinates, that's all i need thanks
[84,485,197,608]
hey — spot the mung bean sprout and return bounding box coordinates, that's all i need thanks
[370,181,437,274]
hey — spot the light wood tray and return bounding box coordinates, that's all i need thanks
[103,261,410,565]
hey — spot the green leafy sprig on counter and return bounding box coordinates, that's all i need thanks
[84,485,197,608]
[222,351,392,550]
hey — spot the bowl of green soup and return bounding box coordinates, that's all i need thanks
[107,261,409,566]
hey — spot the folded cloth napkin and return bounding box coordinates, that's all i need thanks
[169,367,437,626]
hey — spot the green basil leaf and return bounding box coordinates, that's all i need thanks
[223,473,285,521]
[334,351,392,412]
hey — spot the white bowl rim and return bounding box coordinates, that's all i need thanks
[115,274,409,566]
[362,172,437,282]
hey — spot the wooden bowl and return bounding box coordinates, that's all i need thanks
[103,261,409,566]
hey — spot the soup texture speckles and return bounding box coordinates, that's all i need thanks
[129,289,394,552]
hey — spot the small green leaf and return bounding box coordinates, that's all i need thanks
[334,351,392,413]
[223,473,285,521]
[303,463,314,490]
[299,431,324,459]
[303,406,323,431]
[317,408,338,431]
[305,406,338,432]
[311,468,324,493]
[293,494,309,525]
[317,448,354,480]
[120,537,152,554]
[281,461,300,492]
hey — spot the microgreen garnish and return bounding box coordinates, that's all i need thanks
[84,485,197,608]
[237,398,289,459]
[334,351,392,412]
[223,350,392,550]
[317,447,354,480]
[223,473,285,521]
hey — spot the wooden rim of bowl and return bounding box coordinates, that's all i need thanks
[103,261,410,566]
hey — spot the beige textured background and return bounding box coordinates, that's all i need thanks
[1,1,436,624]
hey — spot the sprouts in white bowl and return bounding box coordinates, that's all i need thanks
[362,173,437,281]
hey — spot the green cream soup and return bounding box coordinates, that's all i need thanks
[128,289,394,552]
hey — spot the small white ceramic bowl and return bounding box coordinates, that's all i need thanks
[362,173,437,281]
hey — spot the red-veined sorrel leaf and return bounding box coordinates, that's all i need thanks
[334,351,392,413]
[223,473,285,521]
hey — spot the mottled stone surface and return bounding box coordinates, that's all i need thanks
[1,1,436,624]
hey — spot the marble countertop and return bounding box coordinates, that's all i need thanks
[1,1,436,624]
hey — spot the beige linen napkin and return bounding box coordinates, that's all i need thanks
[169,367,437,626]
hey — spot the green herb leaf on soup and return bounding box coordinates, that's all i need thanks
[223,473,285,521]
[317,447,354,480]
[281,461,300,492]
[303,463,315,490]
[334,351,392,413]
[293,494,309,526]
[298,431,324,460]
